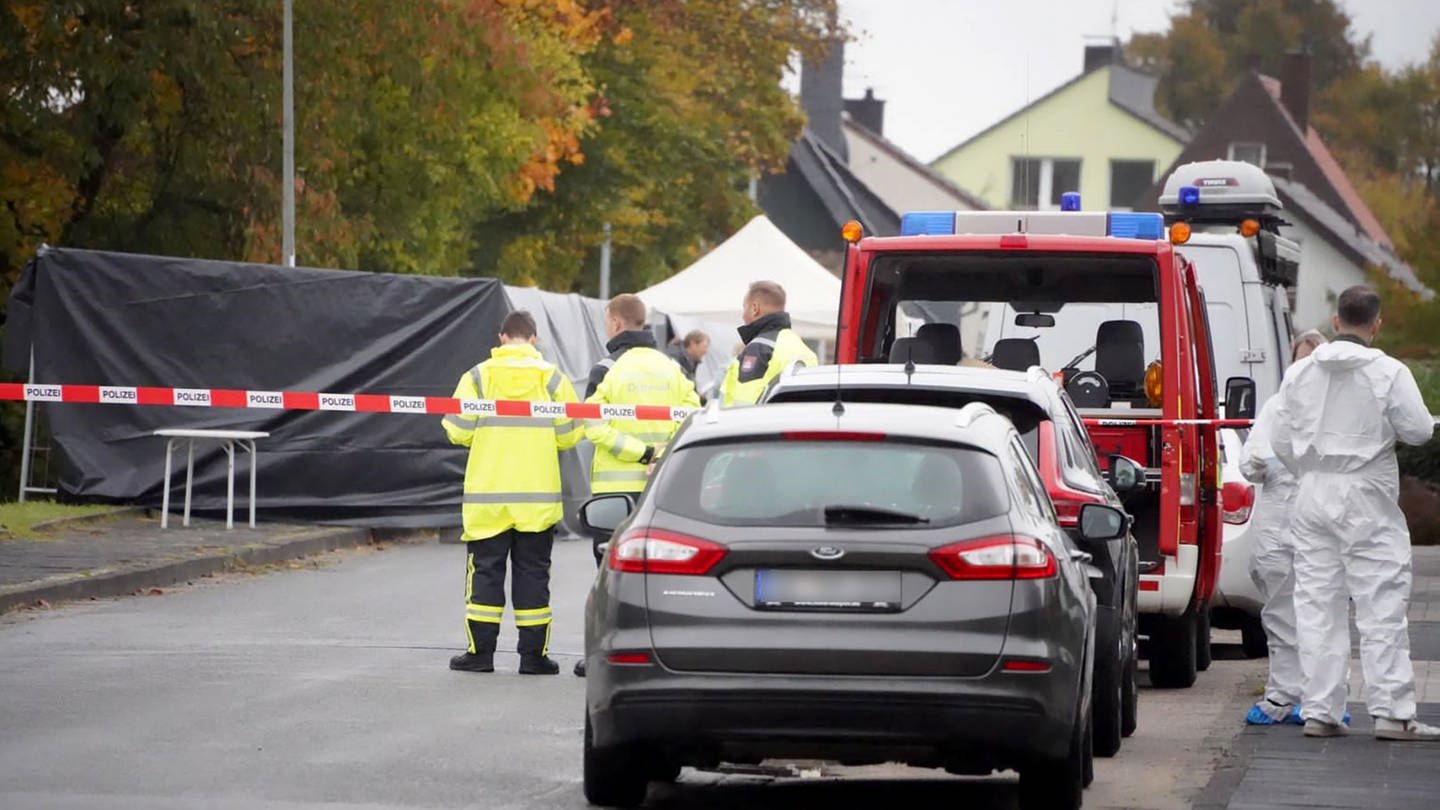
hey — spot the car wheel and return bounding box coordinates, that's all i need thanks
[1195,605,1213,672]
[1092,612,1124,757]
[1019,704,1085,810]
[583,714,649,808]
[1148,608,1198,688]
[1241,615,1269,659]
[1121,650,1139,737]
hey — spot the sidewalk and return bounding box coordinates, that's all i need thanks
[1200,546,1440,810]
[0,510,411,613]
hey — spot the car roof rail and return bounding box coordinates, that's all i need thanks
[954,401,998,429]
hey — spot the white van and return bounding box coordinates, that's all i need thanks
[980,160,1299,660]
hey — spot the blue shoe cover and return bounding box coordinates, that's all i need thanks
[1247,703,1286,725]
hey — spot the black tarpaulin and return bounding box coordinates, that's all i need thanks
[5,248,512,527]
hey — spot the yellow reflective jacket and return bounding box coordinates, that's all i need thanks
[441,343,581,541]
[585,330,700,494]
[721,312,818,407]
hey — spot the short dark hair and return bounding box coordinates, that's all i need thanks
[606,293,647,328]
[500,310,538,339]
[1336,285,1381,328]
[746,280,786,311]
[682,329,709,347]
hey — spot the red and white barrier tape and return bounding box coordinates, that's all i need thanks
[0,383,698,422]
[1083,418,1255,428]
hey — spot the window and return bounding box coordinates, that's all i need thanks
[1010,439,1057,524]
[1011,157,1082,210]
[658,440,1008,528]
[1109,160,1155,210]
[1227,142,1266,167]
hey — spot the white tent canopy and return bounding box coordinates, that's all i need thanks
[637,215,840,342]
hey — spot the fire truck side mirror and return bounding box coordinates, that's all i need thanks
[1224,377,1257,421]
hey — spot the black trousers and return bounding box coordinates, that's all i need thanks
[465,528,553,656]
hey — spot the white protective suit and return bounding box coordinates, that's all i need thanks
[1240,395,1302,712]
[1272,339,1435,725]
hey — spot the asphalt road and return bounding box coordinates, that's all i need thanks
[0,539,1261,809]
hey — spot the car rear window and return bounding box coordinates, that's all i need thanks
[765,386,1045,464]
[654,439,1008,528]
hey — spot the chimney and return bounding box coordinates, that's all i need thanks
[1280,50,1312,131]
[843,88,886,136]
[800,38,847,160]
[1084,39,1117,73]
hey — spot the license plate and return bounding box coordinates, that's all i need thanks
[754,569,901,611]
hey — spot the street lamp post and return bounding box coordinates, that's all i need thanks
[282,0,296,267]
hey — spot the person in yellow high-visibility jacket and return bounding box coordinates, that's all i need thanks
[441,310,581,675]
[574,294,699,677]
[721,280,818,407]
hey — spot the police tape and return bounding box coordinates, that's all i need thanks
[1082,418,1255,428]
[0,383,699,422]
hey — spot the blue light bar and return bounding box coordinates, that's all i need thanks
[1060,192,1081,212]
[1178,185,1200,207]
[899,211,957,236]
[1107,212,1164,240]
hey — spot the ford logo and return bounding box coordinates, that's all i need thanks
[810,546,845,561]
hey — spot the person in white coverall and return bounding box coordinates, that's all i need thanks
[1242,330,1327,726]
[1271,286,1438,740]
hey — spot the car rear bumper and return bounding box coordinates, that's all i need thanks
[589,669,1077,767]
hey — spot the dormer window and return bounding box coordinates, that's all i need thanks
[1228,142,1266,167]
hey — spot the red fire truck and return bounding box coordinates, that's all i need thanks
[836,205,1246,687]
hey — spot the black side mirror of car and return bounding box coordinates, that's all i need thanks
[579,494,635,539]
[1224,376,1258,421]
[1106,454,1145,493]
[1078,503,1129,542]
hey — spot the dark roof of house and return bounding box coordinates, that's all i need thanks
[931,62,1190,165]
[841,116,989,210]
[1255,75,1391,248]
[790,128,900,236]
[1270,175,1429,297]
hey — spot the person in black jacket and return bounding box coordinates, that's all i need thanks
[665,329,710,385]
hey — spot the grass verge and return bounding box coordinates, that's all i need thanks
[0,501,116,540]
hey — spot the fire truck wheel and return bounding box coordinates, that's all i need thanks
[1147,609,1198,688]
[1195,605,1213,672]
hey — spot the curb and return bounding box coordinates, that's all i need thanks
[0,525,413,614]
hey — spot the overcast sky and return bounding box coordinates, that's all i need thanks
[832,0,1440,163]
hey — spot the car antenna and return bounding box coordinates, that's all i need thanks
[904,352,916,385]
[833,357,845,417]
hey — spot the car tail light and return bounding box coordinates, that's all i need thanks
[1002,658,1053,673]
[606,652,654,666]
[1051,498,1084,529]
[929,535,1057,580]
[1221,481,1255,525]
[608,529,727,575]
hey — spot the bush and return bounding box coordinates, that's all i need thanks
[1401,476,1440,546]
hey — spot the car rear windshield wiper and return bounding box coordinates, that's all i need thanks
[823,504,930,525]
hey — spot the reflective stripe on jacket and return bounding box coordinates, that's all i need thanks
[721,312,818,407]
[586,331,700,494]
[441,343,581,540]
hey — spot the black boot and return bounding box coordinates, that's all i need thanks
[519,654,560,675]
[573,658,587,677]
[449,651,494,672]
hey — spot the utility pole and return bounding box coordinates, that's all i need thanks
[282,0,296,267]
[599,223,612,300]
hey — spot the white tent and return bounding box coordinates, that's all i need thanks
[637,215,841,343]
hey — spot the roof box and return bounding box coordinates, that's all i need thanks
[1159,160,1283,221]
